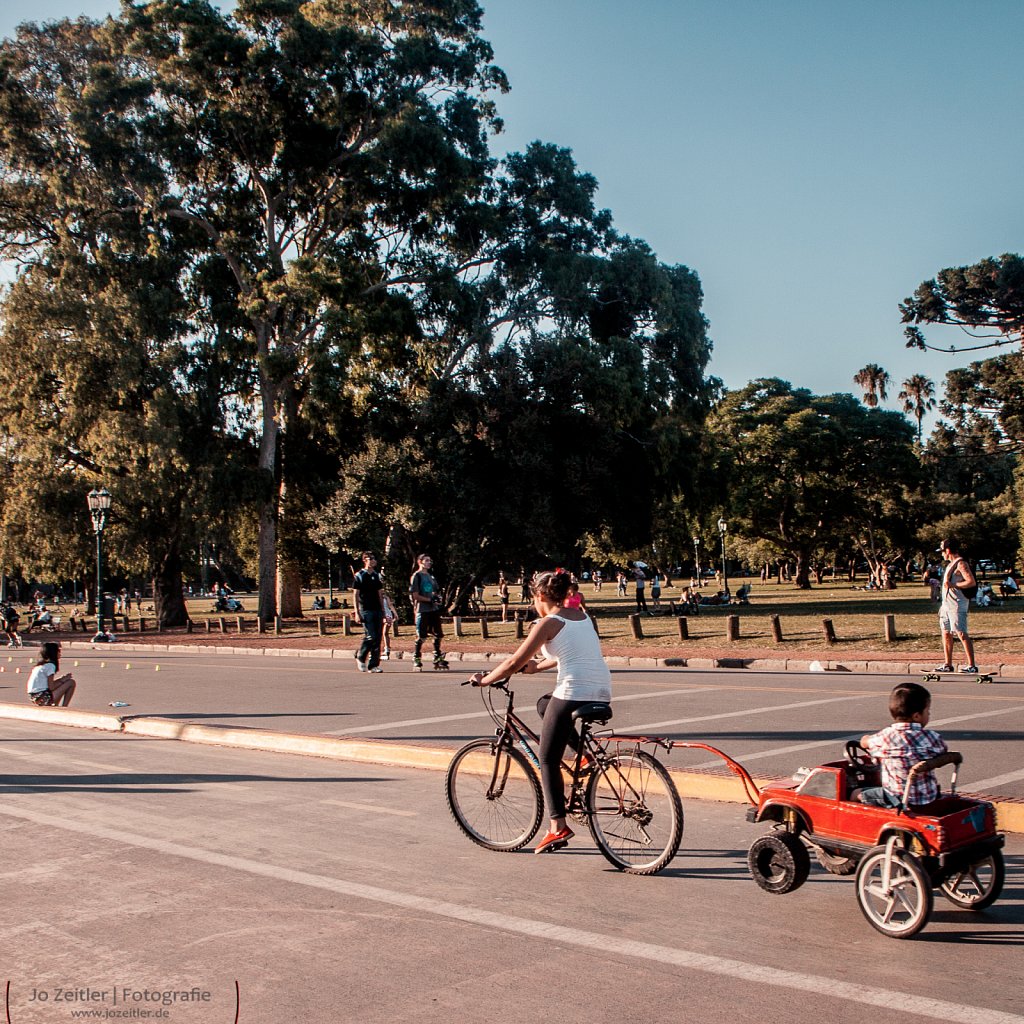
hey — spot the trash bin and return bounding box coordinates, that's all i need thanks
[102,594,116,620]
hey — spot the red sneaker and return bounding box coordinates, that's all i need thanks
[534,827,574,854]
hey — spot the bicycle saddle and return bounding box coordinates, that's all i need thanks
[572,703,613,724]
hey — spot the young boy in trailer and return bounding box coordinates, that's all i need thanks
[857,682,961,808]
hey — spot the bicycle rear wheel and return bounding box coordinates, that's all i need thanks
[586,750,683,874]
[445,739,543,851]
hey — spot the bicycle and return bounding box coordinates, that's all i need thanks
[445,678,683,874]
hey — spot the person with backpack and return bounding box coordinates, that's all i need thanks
[935,537,979,674]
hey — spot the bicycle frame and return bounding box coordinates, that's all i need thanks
[472,679,676,815]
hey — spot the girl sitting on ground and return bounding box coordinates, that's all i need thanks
[26,641,77,707]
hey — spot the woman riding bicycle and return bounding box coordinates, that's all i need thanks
[470,568,611,854]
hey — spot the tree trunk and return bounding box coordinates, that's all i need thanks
[277,559,303,617]
[256,357,280,624]
[794,553,812,589]
[275,386,303,618]
[152,538,189,628]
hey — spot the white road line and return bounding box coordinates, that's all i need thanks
[324,711,490,736]
[965,767,1024,792]
[0,802,1019,1024]
[682,703,1024,770]
[320,799,417,817]
[323,688,718,736]
[626,694,872,733]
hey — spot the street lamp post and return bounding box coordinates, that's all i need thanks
[87,487,112,642]
[692,536,701,586]
[717,517,728,597]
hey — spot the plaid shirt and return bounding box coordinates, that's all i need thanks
[862,722,947,805]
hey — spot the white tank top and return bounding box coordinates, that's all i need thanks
[541,613,612,702]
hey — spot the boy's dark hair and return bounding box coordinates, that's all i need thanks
[889,682,931,721]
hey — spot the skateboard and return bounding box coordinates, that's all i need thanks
[921,670,994,684]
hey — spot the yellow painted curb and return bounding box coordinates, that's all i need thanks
[121,717,453,770]
[0,702,123,732]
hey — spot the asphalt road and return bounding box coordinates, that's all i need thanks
[2,647,1022,799]
[2,718,1023,1024]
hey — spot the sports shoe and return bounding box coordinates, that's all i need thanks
[369,666,384,673]
[356,658,368,673]
[933,664,954,673]
[534,826,574,854]
[960,665,979,673]
[382,650,390,661]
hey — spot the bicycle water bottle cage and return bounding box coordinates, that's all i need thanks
[572,703,613,724]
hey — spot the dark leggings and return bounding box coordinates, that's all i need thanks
[536,694,588,819]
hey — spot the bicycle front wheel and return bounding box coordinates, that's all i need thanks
[445,739,543,852]
[586,750,683,874]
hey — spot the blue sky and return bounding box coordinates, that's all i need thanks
[3,0,1022,412]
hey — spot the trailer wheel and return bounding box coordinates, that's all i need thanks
[939,850,1004,911]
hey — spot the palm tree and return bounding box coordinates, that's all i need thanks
[853,364,891,408]
[898,373,936,442]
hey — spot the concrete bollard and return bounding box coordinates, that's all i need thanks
[454,616,464,638]
[771,614,783,643]
[274,615,282,635]
[219,616,227,633]
[479,616,489,640]
[883,613,897,642]
[516,617,525,639]
[139,617,146,632]
[677,616,689,640]
[237,616,244,633]
[317,616,326,636]
[342,615,352,636]
[821,618,837,644]
[726,614,740,641]
[628,613,643,640]
[204,619,212,634]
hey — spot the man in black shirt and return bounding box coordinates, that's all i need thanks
[352,552,385,672]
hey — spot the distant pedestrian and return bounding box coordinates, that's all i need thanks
[352,552,385,673]
[410,554,447,670]
[616,571,627,597]
[650,570,662,610]
[498,572,510,622]
[934,537,978,674]
[27,641,76,707]
[634,567,648,613]
[381,587,397,661]
[2,602,22,648]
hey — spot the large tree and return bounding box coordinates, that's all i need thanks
[705,379,919,588]
[0,0,511,622]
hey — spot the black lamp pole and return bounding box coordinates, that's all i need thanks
[692,536,701,586]
[87,487,112,642]
[718,517,728,596]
